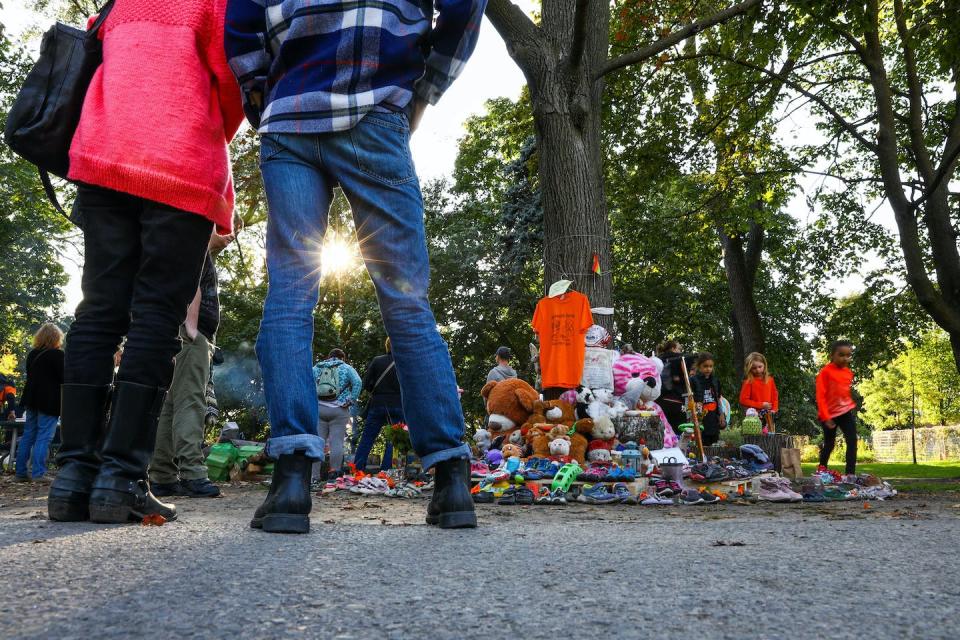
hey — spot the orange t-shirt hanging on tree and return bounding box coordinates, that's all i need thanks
[532,291,594,389]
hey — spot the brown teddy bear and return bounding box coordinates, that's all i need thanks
[481,378,540,447]
[568,418,594,465]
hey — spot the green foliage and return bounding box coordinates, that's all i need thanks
[800,441,877,464]
[860,330,960,429]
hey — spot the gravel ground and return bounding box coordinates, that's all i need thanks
[0,477,957,640]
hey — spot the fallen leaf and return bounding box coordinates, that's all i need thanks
[141,514,166,526]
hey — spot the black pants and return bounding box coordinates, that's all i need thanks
[656,396,687,432]
[64,185,213,389]
[820,410,857,474]
[701,410,721,446]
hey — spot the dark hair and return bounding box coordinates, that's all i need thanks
[695,352,715,366]
[658,340,680,354]
[328,348,346,360]
[830,340,854,356]
[495,346,512,360]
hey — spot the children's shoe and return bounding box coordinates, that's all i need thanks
[549,488,568,504]
[497,487,519,505]
[577,484,619,504]
[698,489,720,504]
[470,461,491,478]
[678,488,704,505]
[611,482,633,504]
[515,485,535,505]
[534,486,553,505]
[639,491,673,505]
[773,477,803,502]
[758,478,791,502]
[473,487,495,504]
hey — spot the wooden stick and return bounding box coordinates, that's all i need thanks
[680,357,706,462]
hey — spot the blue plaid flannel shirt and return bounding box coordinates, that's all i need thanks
[225,0,487,133]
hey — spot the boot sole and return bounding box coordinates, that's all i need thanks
[48,497,90,522]
[261,513,310,534]
[438,510,477,529]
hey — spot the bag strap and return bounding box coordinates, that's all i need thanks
[371,361,395,393]
[39,170,70,220]
[86,0,116,38]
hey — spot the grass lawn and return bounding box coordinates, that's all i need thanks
[801,461,960,492]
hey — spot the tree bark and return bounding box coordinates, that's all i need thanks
[720,221,766,380]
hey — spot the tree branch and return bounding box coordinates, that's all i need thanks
[894,0,935,184]
[485,0,544,75]
[698,50,879,154]
[599,0,764,79]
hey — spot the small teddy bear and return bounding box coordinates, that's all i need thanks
[548,435,572,463]
[473,428,492,455]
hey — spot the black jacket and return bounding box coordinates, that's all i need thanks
[20,348,64,417]
[363,354,402,408]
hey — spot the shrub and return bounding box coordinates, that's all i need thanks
[801,440,876,463]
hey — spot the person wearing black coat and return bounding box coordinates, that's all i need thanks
[353,338,405,472]
[16,323,65,481]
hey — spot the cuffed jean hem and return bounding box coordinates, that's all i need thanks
[266,434,325,461]
[420,443,472,472]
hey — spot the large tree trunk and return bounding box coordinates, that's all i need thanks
[519,1,613,330]
[720,220,766,379]
[534,97,611,328]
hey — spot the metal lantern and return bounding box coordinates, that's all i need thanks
[620,441,642,473]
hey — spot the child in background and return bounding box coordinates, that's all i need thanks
[690,352,726,446]
[739,352,779,433]
[816,340,858,479]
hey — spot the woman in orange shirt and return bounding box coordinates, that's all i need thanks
[739,352,778,433]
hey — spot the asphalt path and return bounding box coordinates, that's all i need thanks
[0,481,957,640]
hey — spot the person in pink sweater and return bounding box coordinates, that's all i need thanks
[47,0,243,526]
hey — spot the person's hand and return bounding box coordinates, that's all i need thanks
[825,419,836,430]
[408,98,427,133]
[762,402,772,410]
[209,231,235,256]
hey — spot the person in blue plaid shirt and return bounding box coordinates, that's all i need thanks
[225,0,486,534]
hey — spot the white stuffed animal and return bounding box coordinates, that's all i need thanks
[587,387,615,421]
[548,435,572,460]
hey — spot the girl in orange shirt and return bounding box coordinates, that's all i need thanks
[739,352,778,433]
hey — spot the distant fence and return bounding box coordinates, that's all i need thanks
[871,426,960,462]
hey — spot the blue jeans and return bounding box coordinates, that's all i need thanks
[16,410,59,479]
[256,111,471,470]
[354,405,403,471]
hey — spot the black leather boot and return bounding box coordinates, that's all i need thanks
[426,457,476,529]
[88,381,177,523]
[250,451,313,534]
[48,384,111,521]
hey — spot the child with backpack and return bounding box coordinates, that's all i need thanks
[312,349,362,483]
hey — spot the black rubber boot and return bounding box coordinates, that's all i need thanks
[426,457,477,529]
[88,381,177,523]
[48,384,111,521]
[250,451,313,534]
